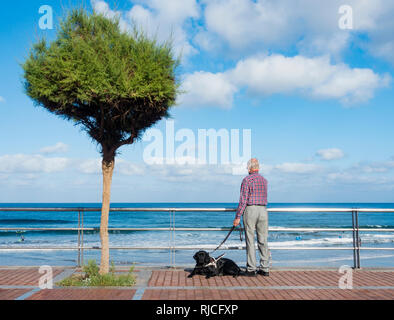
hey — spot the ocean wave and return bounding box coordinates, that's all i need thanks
[274,253,394,265]
[102,234,394,248]
[1,230,393,248]
[0,219,73,225]
[0,229,144,237]
[358,225,394,229]
[270,225,394,230]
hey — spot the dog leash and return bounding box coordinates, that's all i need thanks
[211,222,243,254]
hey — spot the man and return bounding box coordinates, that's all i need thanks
[233,158,270,277]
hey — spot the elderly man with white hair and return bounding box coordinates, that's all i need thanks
[233,158,270,277]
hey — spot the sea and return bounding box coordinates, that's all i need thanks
[0,203,393,268]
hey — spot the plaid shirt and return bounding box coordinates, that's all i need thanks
[235,172,268,219]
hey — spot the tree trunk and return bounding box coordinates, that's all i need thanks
[99,157,115,275]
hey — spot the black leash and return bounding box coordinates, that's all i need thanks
[211,222,244,254]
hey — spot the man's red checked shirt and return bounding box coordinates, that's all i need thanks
[235,172,268,219]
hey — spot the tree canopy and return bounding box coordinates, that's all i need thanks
[23,9,179,161]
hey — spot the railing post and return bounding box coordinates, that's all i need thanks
[81,209,84,267]
[169,210,172,268]
[77,210,81,267]
[352,210,361,269]
[355,210,361,269]
[173,210,176,268]
[352,210,357,269]
[169,209,176,268]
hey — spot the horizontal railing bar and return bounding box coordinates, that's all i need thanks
[0,208,236,212]
[1,246,394,251]
[0,246,360,250]
[271,208,394,213]
[1,227,393,232]
[0,208,94,212]
[0,208,391,268]
[1,207,394,213]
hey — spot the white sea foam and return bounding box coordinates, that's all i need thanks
[1,228,393,251]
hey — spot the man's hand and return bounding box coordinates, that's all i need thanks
[233,218,241,227]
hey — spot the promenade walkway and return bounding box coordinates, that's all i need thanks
[0,266,393,300]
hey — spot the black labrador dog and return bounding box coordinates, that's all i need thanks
[188,250,243,279]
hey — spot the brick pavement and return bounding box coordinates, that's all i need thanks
[0,267,393,300]
[148,269,394,288]
[0,268,64,286]
[0,288,32,300]
[27,288,136,300]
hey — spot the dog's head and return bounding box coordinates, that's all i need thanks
[193,250,211,265]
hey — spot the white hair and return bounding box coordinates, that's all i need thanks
[247,158,259,172]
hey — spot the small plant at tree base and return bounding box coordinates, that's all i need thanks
[83,259,100,278]
[57,260,136,287]
[110,260,116,274]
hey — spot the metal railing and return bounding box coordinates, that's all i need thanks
[0,207,393,268]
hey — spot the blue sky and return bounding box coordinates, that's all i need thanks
[1,0,394,203]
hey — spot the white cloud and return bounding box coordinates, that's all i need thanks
[148,162,241,184]
[77,158,145,175]
[198,0,345,56]
[89,0,392,108]
[91,0,130,32]
[178,71,237,108]
[0,96,5,103]
[351,0,394,65]
[92,0,394,66]
[275,162,321,174]
[202,0,294,50]
[327,172,394,185]
[78,158,102,174]
[198,0,394,63]
[131,0,199,25]
[91,0,117,18]
[317,148,345,161]
[0,154,145,176]
[116,159,145,175]
[229,54,390,104]
[127,0,199,58]
[0,154,70,174]
[39,142,69,154]
[324,158,394,186]
[355,160,394,174]
[91,0,199,59]
[178,54,390,108]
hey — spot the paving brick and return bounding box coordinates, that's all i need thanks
[0,268,64,286]
[2,268,393,301]
[0,289,31,300]
[149,269,394,288]
[140,287,394,301]
[27,288,136,300]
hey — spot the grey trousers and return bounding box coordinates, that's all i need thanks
[243,205,270,272]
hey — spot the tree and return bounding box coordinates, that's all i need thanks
[22,9,180,274]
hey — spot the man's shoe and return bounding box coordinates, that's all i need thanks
[245,271,256,277]
[257,270,269,276]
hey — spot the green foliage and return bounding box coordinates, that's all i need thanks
[110,260,116,273]
[22,8,180,158]
[57,260,136,287]
[83,259,100,277]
